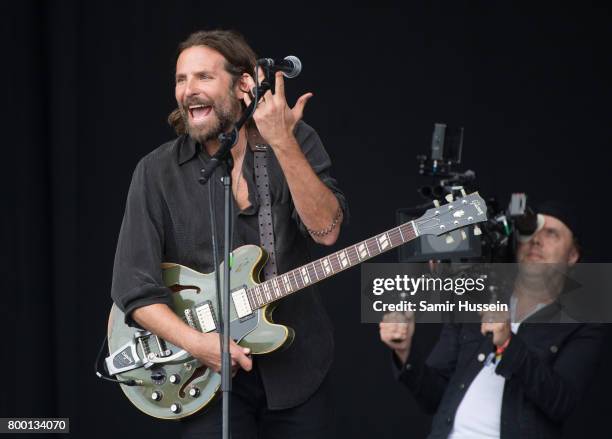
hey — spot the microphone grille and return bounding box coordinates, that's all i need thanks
[283,55,302,78]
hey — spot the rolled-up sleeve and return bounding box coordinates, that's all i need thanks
[110,157,173,326]
[291,121,350,235]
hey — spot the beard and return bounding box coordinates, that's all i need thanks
[180,88,241,144]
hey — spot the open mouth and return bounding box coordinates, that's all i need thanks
[188,104,213,122]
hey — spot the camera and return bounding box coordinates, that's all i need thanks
[398,123,534,263]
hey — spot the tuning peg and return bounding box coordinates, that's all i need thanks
[461,230,467,240]
[473,225,482,236]
[460,188,467,197]
[433,199,440,208]
[445,234,455,244]
[445,194,454,203]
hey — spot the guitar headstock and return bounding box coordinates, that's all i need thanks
[414,192,487,237]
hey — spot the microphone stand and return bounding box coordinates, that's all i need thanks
[198,69,272,439]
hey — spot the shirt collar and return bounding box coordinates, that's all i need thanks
[177,134,200,165]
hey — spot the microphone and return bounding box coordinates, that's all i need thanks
[257,56,302,78]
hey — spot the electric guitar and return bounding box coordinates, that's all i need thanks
[105,192,487,419]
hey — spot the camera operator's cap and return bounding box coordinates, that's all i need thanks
[536,200,579,236]
[518,200,579,242]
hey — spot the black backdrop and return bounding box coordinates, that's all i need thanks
[4,1,611,438]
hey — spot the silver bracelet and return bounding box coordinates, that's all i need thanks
[307,207,343,237]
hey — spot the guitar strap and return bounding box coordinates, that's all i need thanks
[248,128,278,281]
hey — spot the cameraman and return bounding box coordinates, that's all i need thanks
[379,202,604,438]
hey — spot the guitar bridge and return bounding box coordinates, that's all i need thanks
[135,330,172,363]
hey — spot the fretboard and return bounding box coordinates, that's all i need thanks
[243,221,419,310]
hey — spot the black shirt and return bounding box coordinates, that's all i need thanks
[111,121,348,409]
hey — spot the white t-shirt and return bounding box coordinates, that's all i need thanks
[449,299,545,438]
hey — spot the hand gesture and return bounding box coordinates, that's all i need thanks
[242,71,313,149]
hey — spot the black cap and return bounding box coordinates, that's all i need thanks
[535,200,579,238]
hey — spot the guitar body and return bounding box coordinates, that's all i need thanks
[106,245,294,420]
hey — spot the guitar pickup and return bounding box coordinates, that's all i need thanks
[194,301,217,333]
[231,287,253,319]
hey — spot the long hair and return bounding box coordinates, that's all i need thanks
[168,29,258,134]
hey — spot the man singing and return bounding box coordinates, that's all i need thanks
[379,202,604,438]
[111,29,347,438]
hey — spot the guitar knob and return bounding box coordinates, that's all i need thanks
[445,194,454,203]
[460,230,467,241]
[445,234,455,244]
[170,403,182,414]
[188,387,200,398]
[151,372,164,381]
[169,374,181,384]
[433,199,441,208]
[473,225,482,236]
[151,390,163,401]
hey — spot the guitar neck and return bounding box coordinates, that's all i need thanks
[244,221,419,310]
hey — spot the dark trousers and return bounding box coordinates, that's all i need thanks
[180,361,334,439]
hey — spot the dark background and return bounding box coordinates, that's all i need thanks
[3,1,611,438]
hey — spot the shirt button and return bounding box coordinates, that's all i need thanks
[446,416,452,425]
[477,353,486,362]
[459,383,465,390]
[550,345,558,354]
[405,363,412,371]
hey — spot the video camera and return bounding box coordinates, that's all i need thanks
[397,123,538,263]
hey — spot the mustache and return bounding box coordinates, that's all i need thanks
[181,97,214,111]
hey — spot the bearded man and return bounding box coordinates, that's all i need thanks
[111,29,348,438]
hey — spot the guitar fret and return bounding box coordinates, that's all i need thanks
[398,225,405,242]
[277,278,285,297]
[331,253,341,272]
[401,223,414,240]
[377,232,390,251]
[272,278,281,298]
[289,271,299,290]
[346,245,358,264]
[314,260,325,280]
[366,239,378,256]
[338,250,349,269]
[374,235,383,253]
[269,279,276,299]
[326,255,335,272]
[309,263,320,281]
[264,281,271,301]
[300,267,311,285]
[255,286,263,306]
[357,242,369,259]
[388,228,402,247]
[247,289,256,310]
[292,270,303,289]
[322,257,333,275]
[282,274,292,294]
